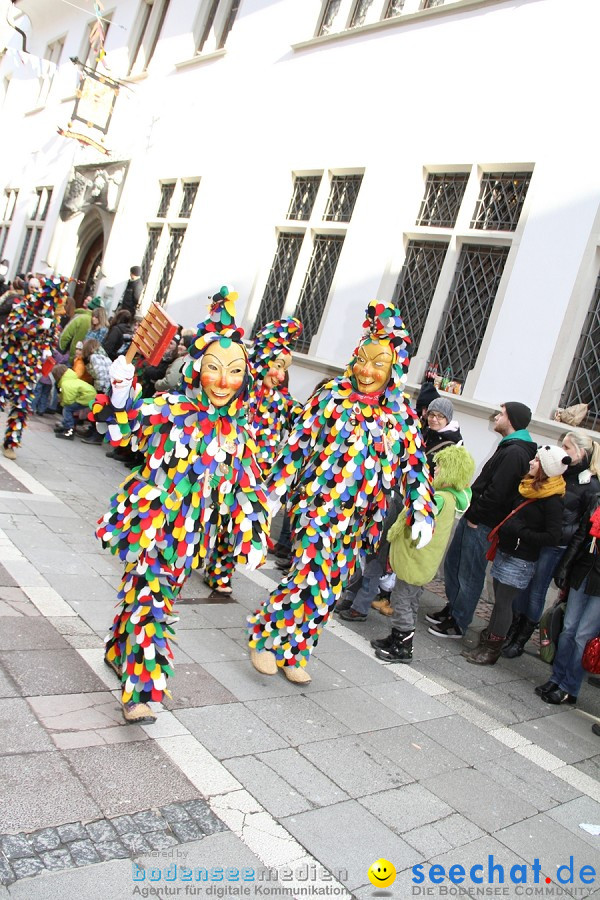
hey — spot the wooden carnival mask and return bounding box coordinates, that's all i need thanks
[352,339,393,394]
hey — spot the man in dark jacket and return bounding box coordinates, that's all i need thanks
[118,265,143,317]
[427,401,537,638]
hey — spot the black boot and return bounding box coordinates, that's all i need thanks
[374,629,413,663]
[502,614,525,649]
[462,633,504,666]
[370,632,395,651]
[502,617,537,658]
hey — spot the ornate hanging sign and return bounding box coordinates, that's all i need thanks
[58,57,120,154]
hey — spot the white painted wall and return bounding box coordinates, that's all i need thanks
[2,0,599,473]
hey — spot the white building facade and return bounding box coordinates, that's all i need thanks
[1,0,599,465]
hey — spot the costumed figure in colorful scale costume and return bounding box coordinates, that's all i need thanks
[203,316,303,593]
[0,277,66,460]
[93,286,270,724]
[247,299,436,683]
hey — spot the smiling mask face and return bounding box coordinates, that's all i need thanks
[352,339,393,394]
[263,351,291,390]
[200,341,246,407]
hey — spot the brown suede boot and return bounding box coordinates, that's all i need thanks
[462,633,504,666]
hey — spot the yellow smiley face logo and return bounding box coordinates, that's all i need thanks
[368,858,396,888]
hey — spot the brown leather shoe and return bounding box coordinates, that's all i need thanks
[462,634,504,666]
[283,666,311,684]
[250,649,277,675]
[104,654,122,679]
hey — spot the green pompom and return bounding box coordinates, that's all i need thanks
[220,285,229,297]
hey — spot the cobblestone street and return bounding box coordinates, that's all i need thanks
[0,416,599,900]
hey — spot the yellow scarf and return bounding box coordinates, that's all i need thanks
[519,474,566,500]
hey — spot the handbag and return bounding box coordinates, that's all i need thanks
[582,636,600,674]
[486,500,535,562]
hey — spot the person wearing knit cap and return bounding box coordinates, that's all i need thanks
[0,276,67,459]
[503,432,600,660]
[91,286,270,724]
[203,316,304,595]
[422,397,464,463]
[429,401,537,639]
[415,380,440,420]
[462,446,568,665]
[247,299,436,683]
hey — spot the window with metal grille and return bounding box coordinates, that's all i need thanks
[385,0,405,15]
[252,232,304,337]
[351,0,375,27]
[37,36,65,106]
[287,176,321,221]
[417,173,469,228]
[157,183,175,217]
[33,187,53,222]
[179,182,199,218]
[421,0,444,7]
[0,188,18,259]
[154,227,186,306]
[16,187,52,274]
[319,0,343,35]
[471,171,531,232]
[140,226,162,284]
[560,272,600,431]
[393,240,448,352]
[429,243,509,383]
[323,175,363,223]
[195,0,241,54]
[293,235,345,353]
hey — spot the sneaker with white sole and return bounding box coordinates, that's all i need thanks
[428,615,464,638]
[425,603,450,625]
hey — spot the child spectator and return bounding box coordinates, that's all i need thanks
[85,303,108,344]
[51,364,96,440]
[372,444,475,663]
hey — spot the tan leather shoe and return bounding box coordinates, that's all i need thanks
[283,666,311,684]
[2,447,16,460]
[371,598,394,616]
[250,649,277,675]
[104,654,122,679]
[122,702,157,724]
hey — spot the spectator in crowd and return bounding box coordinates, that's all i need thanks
[0,275,25,325]
[103,309,134,361]
[139,336,180,397]
[153,330,195,392]
[503,431,600,658]
[428,402,537,639]
[536,489,600,704]
[462,445,569,666]
[422,397,463,463]
[52,363,96,440]
[85,304,109,344]
[59,303,92,363]
[118,265,143,317]
[415,379,440,423]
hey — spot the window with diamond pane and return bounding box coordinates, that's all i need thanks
[40,188,52,221]
[319,0,342,35]
[323,175,363,223]
[471,172,531,232]
[26,228,42,272]
[293,235,345,353]
[385,0,405,15]
[287,176,321,221]
[429,244,509,384]
[157,183,175,218]
[251,232,304,337]
[179,182,199,218]
[154,227,186,306]
[422,0,444,7]
[393,240,448,352]
[218,0,241,49]
[17,228,33,274]
[416,174,468,228]
[351,0,374,27]
[141,226,162,284]
[560,272,600,431]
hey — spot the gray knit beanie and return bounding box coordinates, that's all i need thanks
[427,397,453,423]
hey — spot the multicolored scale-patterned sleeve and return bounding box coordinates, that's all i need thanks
[395,393,436,529]
[90,380,151,451]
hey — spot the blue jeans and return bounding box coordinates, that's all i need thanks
[512,545,565,622]
[33,381,51,413]
[350,558,385,615]
[551,580,600,696]
[62,402,88,429]
[444,516,491,631]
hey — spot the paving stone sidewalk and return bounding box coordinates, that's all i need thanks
[0,417,600,900]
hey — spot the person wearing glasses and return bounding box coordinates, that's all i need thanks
[422,397,463,463]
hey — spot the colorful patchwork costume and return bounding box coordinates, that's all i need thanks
[203,317,303,592]
[93,287,269,722]
[0,277,65,457]
[248,300,435,675]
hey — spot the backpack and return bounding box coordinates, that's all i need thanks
[538,599,566,664]
[116,329,134,357]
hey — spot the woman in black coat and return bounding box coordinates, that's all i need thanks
[462,446,568,666]
[535,490,600,704]
[102,309,133,360]
[504,432,600,658]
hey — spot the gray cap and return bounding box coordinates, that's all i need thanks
[427,397,453,423]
